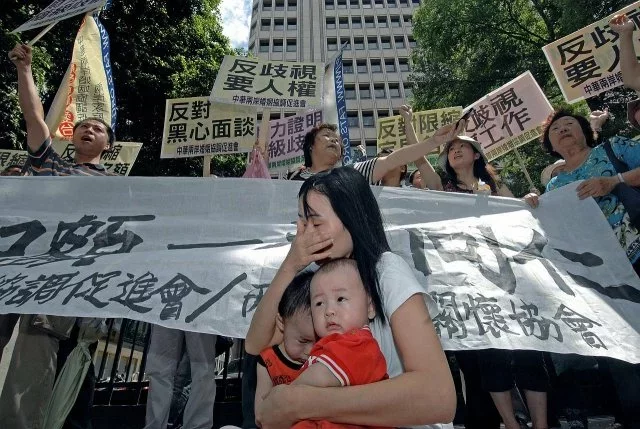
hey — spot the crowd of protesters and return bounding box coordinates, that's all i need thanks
[1,11,640,429]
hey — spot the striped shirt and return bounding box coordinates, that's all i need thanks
[288,159,381,185]
[26,139,115,176]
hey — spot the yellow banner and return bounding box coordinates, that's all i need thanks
[376,107,462,153]
[210,56,324,110]
[45,13,114,141]
[0,150,29,172]
[543,1,640,103]
[161,97,257,159]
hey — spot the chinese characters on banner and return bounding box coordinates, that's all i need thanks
[161,97,256,159]
[52,140,142,176]
[45,13,116,142]
[267,110,323,172]
[376,107,462,153]
[464,71,553,161]
[0,150,29,172]
[0,178,639,362]
[542,1,640,103]
[13,0,106,33]
[210,56,324,110]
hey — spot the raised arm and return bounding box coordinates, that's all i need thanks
[245,220,333,355]
[256,295,456,428]
[611,14,640,92]
[372,115,465,185]
[8,44,49,152]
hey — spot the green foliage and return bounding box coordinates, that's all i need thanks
[1,0,245,176]
[410,0,637,196]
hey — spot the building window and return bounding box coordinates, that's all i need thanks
[354,37,365,50]
[390,16,401,27]
[352,17,362,28]
[326,18,336,29]
[327,38,338,51]
[343,60,354,74]
[412,0,421,5]
[288,0,297,10]
[326,0,335,9]
[381,37,391,49]
[287,19,297,30]
[339,17,349,29]
[359,84,371,99]
[362,0,372,8]
[345,85,357,99]
[374,85,385,98]
[377,16,388,27]
[275,0,285,11]
[259,40,270,52]
[347,112,359,127]
[357,60,368,73]
[385,58,396,72]
[338,0,347,8]
[403,15,412,25]
[367,37,378,50]
[404,83,413,98]
[362,112,375,127]
[274,19,284,30]
[387,0,397,6]
[370,59,382,73]
[341,38,352,50]
[399,0,408,6]
[263,0,272,11]
[394,36,405,49]
[398,58,410,72]
[261,19,270,30]
[378,110,390,121]
[287,39,297,52]
[408,37,417,48]
[365,17,375,27]
[374,0,385,7]
[389,84,401,97]
[272,39,284,52]
[350,0,360,8]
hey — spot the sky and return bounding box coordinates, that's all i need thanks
[219,0,253,50]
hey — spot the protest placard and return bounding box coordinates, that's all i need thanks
[267,110,323,172]
[543,1,640,103]
[13,0,106,33]
[45,13,116,142]
[0,150,29,172]
[464,71,553,161]
[376,107,462,153]
[1,178,639,363]
[161,97,256,159]
[210,56,324,110]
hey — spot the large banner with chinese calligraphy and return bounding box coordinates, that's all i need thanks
[267,110,323,172]
[13,0,106,33]
[543,1,640,103]
[464,71,553,161]
[0,150,29,172]
[161,97,256,159]
[45,13,116,141]
[376,107,462,153]
[210,56,324,110]
[52,140,142,176]
[1,178,639,362]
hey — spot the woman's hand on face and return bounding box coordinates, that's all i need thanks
[283,219,334,273]
[576,176,619,199]
[610,14,635,35]
[256,384,299,429]
[524,193,540,208]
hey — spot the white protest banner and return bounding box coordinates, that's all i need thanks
[45,13,116,142]
[13,0,106,33]
[543,1,640,103]
[267,110,323,173]
[0,150,29,172]
[52,140,142,176]
[464,71,553,161]
[377,107,462,153]
[210,56,324,110]
[1,178,639,362]
[161,97,256,159]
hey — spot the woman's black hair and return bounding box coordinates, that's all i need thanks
[298,167,390,323]
[540,110,596,158]
[303,123,340,167]
[444,141,500,193]
[278,271,313,319]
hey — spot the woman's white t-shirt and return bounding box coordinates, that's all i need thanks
[369,252,453,429]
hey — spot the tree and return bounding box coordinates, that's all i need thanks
[0,0,245,177]
[409,0,636,196]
